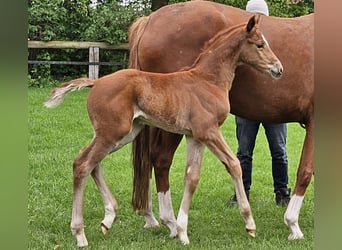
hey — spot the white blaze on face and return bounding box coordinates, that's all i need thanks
[262,34,270,48]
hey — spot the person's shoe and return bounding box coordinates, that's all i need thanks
[275,188,291,206]
[228,190,249,206]
[228,194,238,206]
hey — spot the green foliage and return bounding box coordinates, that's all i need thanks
[28,0,150,86]
[28,0,313,87]
[82,0,151,44]
[28,0,67,41]
[169,0,314,17]
[269,0,314,17]
[28,50,60,88]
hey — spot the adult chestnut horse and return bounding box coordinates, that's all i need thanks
[129,1,313,241]
[45,16,282,246]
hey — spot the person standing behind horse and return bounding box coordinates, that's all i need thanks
[229,0,291,206]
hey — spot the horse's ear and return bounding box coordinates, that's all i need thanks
[246,15,256,33]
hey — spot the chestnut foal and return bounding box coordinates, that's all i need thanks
[45,16,282,247]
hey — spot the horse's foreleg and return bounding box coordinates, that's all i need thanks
[176,136,205,245]
[151,129,183,237]
[91,165,118,234]
[203,129,256,237]
[284,121,314,240]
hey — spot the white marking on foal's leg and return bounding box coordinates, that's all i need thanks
[91,165,118,235]
[101,203,116,234]
[71,228,88,247]
[158,190,177,237]
[177,208,189,245]
[143,179,159,228]
[234,178,256,237]
[284,194,304,240]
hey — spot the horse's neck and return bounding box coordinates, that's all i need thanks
[193,32,244,90]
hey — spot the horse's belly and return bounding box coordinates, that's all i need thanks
[134,109,192,136]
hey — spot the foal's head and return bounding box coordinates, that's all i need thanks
[240,15,283,79]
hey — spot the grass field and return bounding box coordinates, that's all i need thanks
[28,87,314,249]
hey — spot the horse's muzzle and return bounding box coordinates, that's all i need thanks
[269,61,283,79]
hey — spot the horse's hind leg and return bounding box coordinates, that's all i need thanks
[151,129,183,237]
[70,138,113,247]
[176,136,205,245]
[92,119,144,234]
[91,165,118,234]
[284,120,314,240]
[201,128,256,237]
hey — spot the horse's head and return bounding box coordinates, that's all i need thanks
[240,15,283,79]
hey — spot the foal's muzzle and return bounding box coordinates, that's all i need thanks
[269,61,283,79]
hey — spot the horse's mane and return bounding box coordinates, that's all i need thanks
[181,21,249,71]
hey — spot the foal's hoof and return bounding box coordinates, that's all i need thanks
[101,223,109,235]
[143,223,159,229]
[246,229,256,238]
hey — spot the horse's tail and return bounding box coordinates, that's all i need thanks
[128,15,152,212]
[128,15,150,69]
[44,78,94,108]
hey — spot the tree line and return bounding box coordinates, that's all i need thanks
[28,0,314,87]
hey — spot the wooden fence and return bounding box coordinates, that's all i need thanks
[28,41,129,79]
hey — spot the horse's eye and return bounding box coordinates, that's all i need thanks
[256,44,264,49]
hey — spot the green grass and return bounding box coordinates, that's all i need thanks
[28,88,314,249]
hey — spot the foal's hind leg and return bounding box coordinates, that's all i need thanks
[91,165,118,234]
[92,120,144,234]
[71,138,113,247]
[201,128,256,237]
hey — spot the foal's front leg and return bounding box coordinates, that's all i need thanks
[176,136,205,245]
[203,129,256,237]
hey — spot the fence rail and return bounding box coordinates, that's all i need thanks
[28,60,126,66]
[28,40,129,50]
[28,40,129,79]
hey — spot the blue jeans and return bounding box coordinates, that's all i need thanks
[235,116,288,193]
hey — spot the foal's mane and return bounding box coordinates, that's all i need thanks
[181,21,249,71]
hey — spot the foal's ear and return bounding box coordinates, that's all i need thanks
[246,15,258,33]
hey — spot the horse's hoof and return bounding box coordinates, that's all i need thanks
[178,234,190,245]
[288,232,304,240]
[247,229,256,238]
[75,233,89,247]
[169,230,178,238]
[101,223,109,235]
[143,222,160,229]
[177,228,190,245]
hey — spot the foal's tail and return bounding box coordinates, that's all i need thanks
[44,78,94,108]
[128,15,152,212]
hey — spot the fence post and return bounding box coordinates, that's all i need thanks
[89,46,99,79]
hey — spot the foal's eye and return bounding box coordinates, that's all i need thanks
[256,44,264,49]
